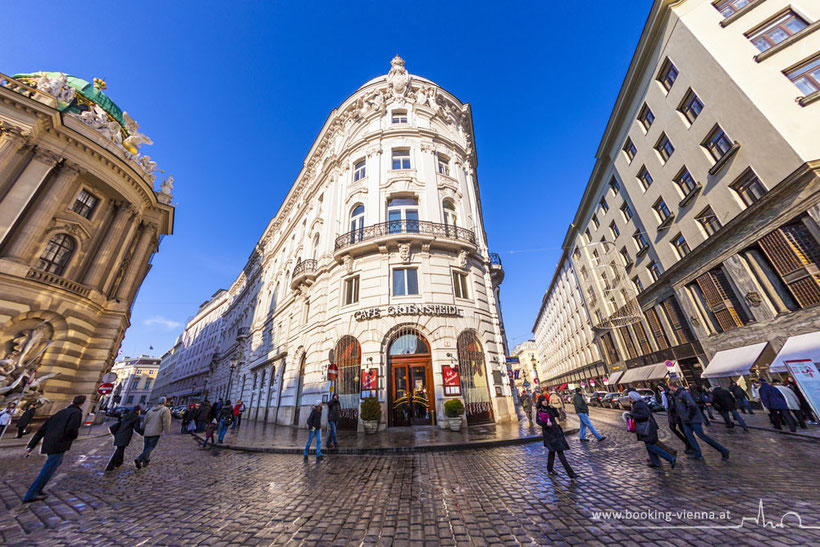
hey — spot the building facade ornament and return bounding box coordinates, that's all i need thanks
[458,249,469,269]
[399,243,411,263]
[387,55,410,100]
[32,147,62,165]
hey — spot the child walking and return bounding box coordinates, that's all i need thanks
[203,419,217,447]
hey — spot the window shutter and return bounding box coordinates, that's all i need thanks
[633,322,653,355]
[758,221,820,308]
[644,308,670,350]
[695,269,745,331]
[601,332,621,363]
[662,298,694,343]
[618,326,638,359]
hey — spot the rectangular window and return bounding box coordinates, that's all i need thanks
[353,159,366,181]
[715,0,755,18]
[747,11,809,52]
[632,275,644,292]
[696,206,723,237]
[633,231,649,252]
[609,221,620,239]
[638,104,655,131]
[731,169,768,207]
[695,267,749,330]
[391,149,411,170]
[658,58,679,91]
[437,154,450,176]
[591,214,599,230]
[609,176,621,194]
[621,202,633,222]
[703,126,733,162]
[758,219,820,308]
[674,167,698,196]
[144,380,152,390]
[599,197,609,213]
[392,110,408,124]
[645,308,670,349]
[72,190,98,219]
[653,198,672,222]
[125,395,134,404]
[131,380,139,390]
[620,247,632,267]
[655,133,675,162]
[452,271,470,299]
[622,138,637,162]
[343,276,359,305]
[679,89,703,124]
[786,55,820,95]
[648,261,661,281]
[672,233,691,258]
[393,268,418,296]
[637,165,653,190]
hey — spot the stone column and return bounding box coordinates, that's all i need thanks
[4,161,85,264]
[0,123,30,172]
[116,222,156,300]
[722,254,775,323]
[83,202,138,288]
[0,147,61,246]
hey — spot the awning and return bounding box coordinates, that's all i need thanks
[701,342,770,378]
[618,367,640,384]
[770,331,820,372]
[558,383,568,390]
[642,363,671,382]
[606,371,623,385]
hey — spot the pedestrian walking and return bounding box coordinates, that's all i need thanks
[689,385,712,425]
[23,395,85,503]
[16,404,36,438]
[203,419,217,447]
[231,401,243,430]
[711,386,748,432]
[0,402,16,437]
[536,399,577,479]
[106,406,143,472]
[326,394,340,449]
[627,391,676,469]
[197,400,211,432]
[180,404,192,434]
[662,384,693,453]
[303,402,323,460]
[236,401,246,428]
[520,391,533,425]
[671,379,729,461]
[774,379,807,429]
[786,377,816,424]
[730,382,754,414]
[758,378,797,432]
[572,388,605,442]
[217,400,233,444]
[135,397,171,469]
[549,390,566,421]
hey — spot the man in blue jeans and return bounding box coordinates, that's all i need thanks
[572,388,606,443]
[670,379,729,461]
[325,394,340,449]
[304,402,323,460]
[23,395,85,503]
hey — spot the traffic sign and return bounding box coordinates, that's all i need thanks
[522,380,530,388]
[97,383,114,395]
[665,360,675,368]
[102,372,117,383]
[327,363,338,381]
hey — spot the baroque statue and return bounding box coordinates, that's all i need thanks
[0,321,59,410]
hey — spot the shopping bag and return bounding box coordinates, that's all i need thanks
[625,416,636,433]
[187,421,196,432]
[536,410,551,425]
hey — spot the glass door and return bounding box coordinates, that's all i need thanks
[392,365,410,426]
[410,365,432,425]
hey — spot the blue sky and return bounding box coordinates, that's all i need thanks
[3,1,650,357]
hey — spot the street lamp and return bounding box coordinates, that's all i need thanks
[227,359,238,400]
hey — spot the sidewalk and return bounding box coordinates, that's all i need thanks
[186,417,579,454]
[707,408,820,440]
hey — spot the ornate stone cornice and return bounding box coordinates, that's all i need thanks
[32,146,62,165]
[59,160,87,179]
[0,121,31,143]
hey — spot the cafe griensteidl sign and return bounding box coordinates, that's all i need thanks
[354,304,462,321]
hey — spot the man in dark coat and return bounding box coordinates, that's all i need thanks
[670,379,729,461]
[304,402,323,460]
[106,407,144,471]
[758,378,796,432]
[662,385,693,453]
[729,382,754,414]
[711,386,748,431]
[629,392,675,468]
[23,395,85,503]
[16,404,36,438]
[197,400,211,432]
[326,394,341,449]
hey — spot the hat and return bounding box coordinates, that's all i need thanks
[628,391,643,402]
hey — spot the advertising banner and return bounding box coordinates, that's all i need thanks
[785,359,820,420]
[442,365,461,396]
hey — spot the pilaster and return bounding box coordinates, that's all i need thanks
[0,146,61,247]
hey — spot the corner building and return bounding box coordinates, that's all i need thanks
[197,57,512,430]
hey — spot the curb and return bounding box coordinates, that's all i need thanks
[188,428,580,455]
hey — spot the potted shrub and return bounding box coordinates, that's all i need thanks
[360,396,381,434]
[444,399,465,431]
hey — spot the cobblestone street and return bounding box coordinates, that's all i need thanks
[2,409,819,546]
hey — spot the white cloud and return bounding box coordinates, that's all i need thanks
[144,316,183,330]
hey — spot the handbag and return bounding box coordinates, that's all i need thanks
[635,419,651,437]
[625,416,636,433]
[187,421,196,432]
[536,410,551,425]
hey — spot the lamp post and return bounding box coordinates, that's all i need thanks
[227,359,238,401]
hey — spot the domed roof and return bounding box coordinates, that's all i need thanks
[12,72,125,130]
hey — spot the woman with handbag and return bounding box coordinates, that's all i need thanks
[535,399,578,479]
[627,392,676,469]
[106,406,144,472]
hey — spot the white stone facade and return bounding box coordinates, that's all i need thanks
[177,57,512,430]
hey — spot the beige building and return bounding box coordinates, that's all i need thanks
[101,355,160,409]
[509,340,541,393]
[0,72,174,415]
[533,0,820,389]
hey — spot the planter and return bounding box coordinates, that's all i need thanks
[447,416,463,432]
[362,420,379,434]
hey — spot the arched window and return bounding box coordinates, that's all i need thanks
[334,335,361,430]
[350,204,365,243]
[443,199,457,230]
[36,234,75,275]
[457,330,493,425]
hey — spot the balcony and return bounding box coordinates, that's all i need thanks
[290,259,318,289]
[489,253,504,284]
[26,268,91,298]
[334,220,476,258]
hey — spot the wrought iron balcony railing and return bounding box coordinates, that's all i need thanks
[292,259,317,278]
[335,220,476,251]
[489,253,502,266]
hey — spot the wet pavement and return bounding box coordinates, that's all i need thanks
[1,407,819,545]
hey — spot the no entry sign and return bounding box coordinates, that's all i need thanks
[97,382,114,395]
[327,363,338,381]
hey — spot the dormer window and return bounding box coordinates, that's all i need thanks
[392,110,408,124]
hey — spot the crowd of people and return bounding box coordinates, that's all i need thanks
[177,398,246,445]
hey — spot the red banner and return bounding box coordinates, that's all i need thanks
[442,365,460,386]
[362,368,378,390]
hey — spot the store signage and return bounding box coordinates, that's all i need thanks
[442,365,461,396]
[354,304,462,321]
[785,359,820,420]
[506,357,520,364]
[361,368,378,399]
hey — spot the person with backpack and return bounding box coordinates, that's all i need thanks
[730,382,754,414]
[23,395,85,503]
[106,406,144,472]
[217,399,234,444]
[627,391,676,469]
[304,402,323,460]
[536,398,577,479]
